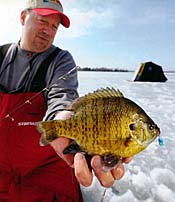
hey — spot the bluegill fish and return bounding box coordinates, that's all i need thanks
[37,87,160,166]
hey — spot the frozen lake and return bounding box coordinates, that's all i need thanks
[78,71,175,202]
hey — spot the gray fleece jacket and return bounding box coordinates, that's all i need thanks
[0,43,79,120]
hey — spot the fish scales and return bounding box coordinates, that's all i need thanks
[78,97,104,153]
[38,87,160,159]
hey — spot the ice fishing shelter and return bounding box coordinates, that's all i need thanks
[133,61,167,82]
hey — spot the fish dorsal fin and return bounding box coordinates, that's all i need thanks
[67,87,124,110]
[87,87,124,99]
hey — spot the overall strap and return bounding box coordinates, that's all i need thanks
[30,47,61,92]
[0,43,12,67]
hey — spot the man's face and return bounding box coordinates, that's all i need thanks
[20,9,61,52]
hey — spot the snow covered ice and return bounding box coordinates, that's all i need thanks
[78,72,175,202]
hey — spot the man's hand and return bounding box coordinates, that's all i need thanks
[50,110,133,187]
[50,138,132,187]
[74,153,132,187]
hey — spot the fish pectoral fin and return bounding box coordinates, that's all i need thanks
[102,154,123,170]
[63,141,84,154]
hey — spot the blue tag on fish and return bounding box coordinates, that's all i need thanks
[158,136,164,146]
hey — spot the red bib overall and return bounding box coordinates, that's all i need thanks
[0,92,82,202]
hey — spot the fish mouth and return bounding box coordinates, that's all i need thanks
[157,127,161,136]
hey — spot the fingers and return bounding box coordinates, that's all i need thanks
[51,141,94,187]
[74,154,126,187]
[122,156,133,164]
[74,153,93,187]
[54,110,74,120]
[50,137,74,167]
[91,156,115,188]
[111,163,125,180]
[91,155,131,187]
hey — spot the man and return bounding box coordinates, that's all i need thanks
[0,0,131,201]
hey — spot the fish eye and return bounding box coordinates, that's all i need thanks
[129,123,135,131]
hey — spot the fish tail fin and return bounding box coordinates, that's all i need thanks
[37,120,61,146]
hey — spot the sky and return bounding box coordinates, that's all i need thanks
[0,0,175,71]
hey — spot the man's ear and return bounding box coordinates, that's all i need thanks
[20,10,27,25]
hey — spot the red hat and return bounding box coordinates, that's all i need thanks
[26,0,70,28]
